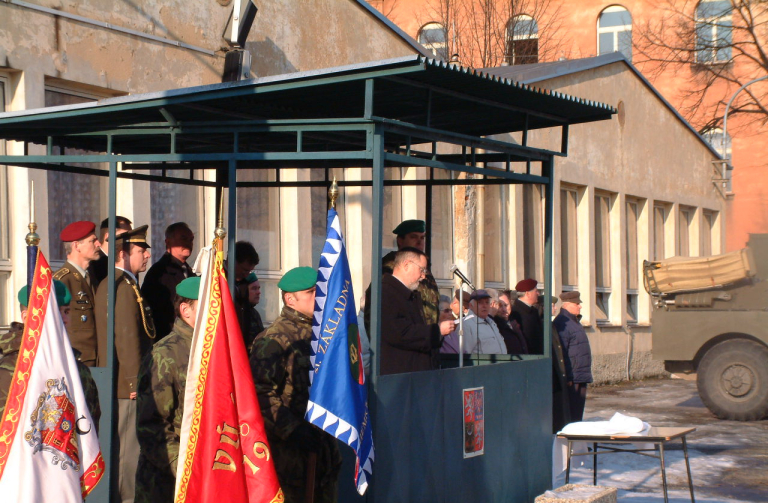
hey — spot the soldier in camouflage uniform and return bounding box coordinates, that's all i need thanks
[249,267,341,503]
[0,282,101,425]
[364,219,441,342]
[135,276,200,503]
[54,220,102,366]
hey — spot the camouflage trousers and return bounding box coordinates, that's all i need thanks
[269,431,342,503]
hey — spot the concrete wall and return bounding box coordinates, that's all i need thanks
[0,0,418,326]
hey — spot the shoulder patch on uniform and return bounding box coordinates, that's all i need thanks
[53,268,70,280]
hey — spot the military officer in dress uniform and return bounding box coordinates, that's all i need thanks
[95,224,155,503]
[54,220,102,366]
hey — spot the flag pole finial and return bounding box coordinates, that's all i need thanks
[25,181,40,246]
[329,176,339,210]
[214,190,226,250]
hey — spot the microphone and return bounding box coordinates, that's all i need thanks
[450,265,476,290]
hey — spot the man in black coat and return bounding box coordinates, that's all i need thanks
[510,278,544,354]
[493,289,529,355]
[89,216,133,289]
[140,222,195,341]
[380,248,454,375]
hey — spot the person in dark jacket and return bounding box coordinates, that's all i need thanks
[553,291,593,422]
[243,272,265,353]
[494,290,529,355]
[380,248,454,375]
[510,278,543,354]
[89,215,133,289]
[141,222,195,341]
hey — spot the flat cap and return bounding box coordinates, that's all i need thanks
[176,276,201,300]
[278,266,317,293]
[469,289,491,301]
[393,219,426,236]
[113,224,150,248]
[515,278,538,292]
[454,290,471,304]
[18,280,71,307]
[559,291,582,304]
[60,221,96,242]
[245,272,259,284]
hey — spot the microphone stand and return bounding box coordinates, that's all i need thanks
[457,281,465,369]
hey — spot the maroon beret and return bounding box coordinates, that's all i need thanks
[60,221,96,242]
[515,278,538,292]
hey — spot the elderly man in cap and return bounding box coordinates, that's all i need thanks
[141,222,196,342]
[510,278,544,354]
[554,291,593,422]
[364,219,441,337]
[442,289,506,355]
[0,282,101,422]
[89,215,133,289]
[95,224,155,503]
[54,220,102,366]
[249,267,341,503]
[136,276,200,503]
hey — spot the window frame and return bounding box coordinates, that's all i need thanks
[597,5,633,61]
[695,0,733,64]
[0,75,11,329]
[560,186,579,288]
[418,22,449,60]
[506,14,539,65]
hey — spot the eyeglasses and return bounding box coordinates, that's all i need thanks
[407,260,428,276]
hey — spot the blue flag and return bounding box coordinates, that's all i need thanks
[307,208,374,495]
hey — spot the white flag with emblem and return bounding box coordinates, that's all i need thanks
[0,252,104,502]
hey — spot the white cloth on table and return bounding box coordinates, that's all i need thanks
[552,412,653,486]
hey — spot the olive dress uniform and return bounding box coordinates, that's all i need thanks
[250,269,342,503]
[54,261,98,366]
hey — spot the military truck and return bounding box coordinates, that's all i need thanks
[644,234,768,421]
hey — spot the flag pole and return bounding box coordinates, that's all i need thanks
[214,191,226,252]
[25,181,40,304]
[329,176,339,210]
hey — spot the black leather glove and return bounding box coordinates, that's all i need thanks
[288,422,323,452]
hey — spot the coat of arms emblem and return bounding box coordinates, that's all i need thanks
[24,377,82,470]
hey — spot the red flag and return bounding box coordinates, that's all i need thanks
[175,248,282,503]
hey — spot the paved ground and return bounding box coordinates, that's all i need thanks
[555,377,768,502]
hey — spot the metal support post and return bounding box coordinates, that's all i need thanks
[542,158,554,359]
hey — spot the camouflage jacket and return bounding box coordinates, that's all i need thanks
[0,322,101,424]
[135,317,193,503]
[364,251,440,335]
[249,306,313,440]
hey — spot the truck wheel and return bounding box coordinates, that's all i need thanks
[697,339,768,421]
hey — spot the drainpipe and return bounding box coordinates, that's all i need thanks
[623,325,634,381]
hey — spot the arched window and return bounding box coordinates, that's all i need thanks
[695,0,733,63]
[597,5,632,61]
[506,15,538,65]
[418,22,448,60]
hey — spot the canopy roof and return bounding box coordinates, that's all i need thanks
[0,55,613,165]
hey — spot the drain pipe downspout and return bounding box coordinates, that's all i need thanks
[623,325,634,381]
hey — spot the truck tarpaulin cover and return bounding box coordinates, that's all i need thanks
[644,248,756,294]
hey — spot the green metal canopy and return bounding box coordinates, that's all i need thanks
[0,55,614,503]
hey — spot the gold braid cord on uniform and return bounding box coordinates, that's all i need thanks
[127,279,156,339]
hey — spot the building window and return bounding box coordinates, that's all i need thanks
[695,0,733,64]
[523,184,543,281]
[0,78,10,328]
[626,198,640,323]
[678,206,694,257]
[560,187,579,287]
[149,170,204,261]
[507,15,539,65]
[594,193,612,323]
[483,185,504,283]
[418,22,448,60]
[238,169,281,323]
[598,5,633,60]
[44,87,104,263]
[431,169,455,280]
[382,168,403,256]
[702,210,717,256]
[653,205,668,261]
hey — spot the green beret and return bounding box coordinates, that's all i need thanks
[176,276,201,300]
[18,280,71,307]
[393,219,426,236]
[278,267,317,293]
[245,272,259,284]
